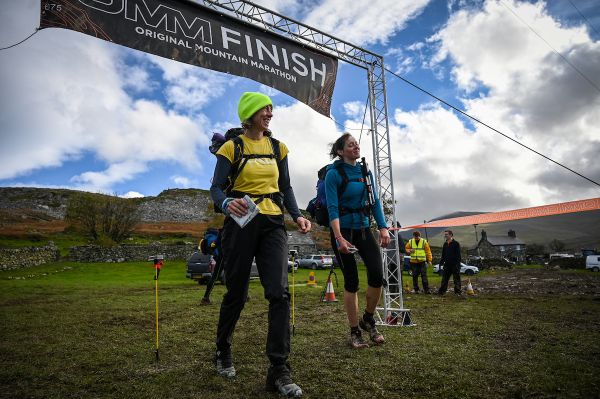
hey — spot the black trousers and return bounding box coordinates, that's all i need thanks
[330,228,384,293]
[216,214,290,367]
[411,261,429,291]
[439,263,461,294]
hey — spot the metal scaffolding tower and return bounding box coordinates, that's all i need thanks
[200,0,413,326]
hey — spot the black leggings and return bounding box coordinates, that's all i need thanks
[330,228,384,293]
[217,214,290,367]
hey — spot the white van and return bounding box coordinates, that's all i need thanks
[586,255,600,272]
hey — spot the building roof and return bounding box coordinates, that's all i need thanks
[484,235,526,246]
[288,231,316,245]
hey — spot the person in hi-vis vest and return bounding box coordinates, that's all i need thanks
[405,231,432,293]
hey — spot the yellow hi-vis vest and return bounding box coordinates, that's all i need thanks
[409,238,427,262]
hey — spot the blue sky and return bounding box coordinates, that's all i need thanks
[1,0,599,225]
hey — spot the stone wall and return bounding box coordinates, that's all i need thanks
[68,243,197,262]
[0,243,60,270]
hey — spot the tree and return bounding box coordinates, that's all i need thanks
[526,243,546,255]
[548,239,566,252]
[65,193,102,240]
[66,193,140,244]
[99,196,141,243]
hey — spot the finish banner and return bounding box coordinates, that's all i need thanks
[40,0,338,116]
[402,197,600,230]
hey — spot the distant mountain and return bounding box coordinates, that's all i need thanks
[426,211,488,222]
[405,210,600,252]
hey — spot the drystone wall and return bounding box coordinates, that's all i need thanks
[68,243,197,262]
[0,243,60,270]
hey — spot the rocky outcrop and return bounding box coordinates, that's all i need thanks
[137,189,211,222]
[0,187,70,219]
[0,187,212,223]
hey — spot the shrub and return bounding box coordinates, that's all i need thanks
[547,257,585,270]
[66,193,140,244]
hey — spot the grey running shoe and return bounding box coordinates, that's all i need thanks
[215,350,236,378]
[359,317,385,345]
[266,369,303,397]
[348,331,370,349]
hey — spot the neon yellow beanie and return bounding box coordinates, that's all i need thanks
[237,92,273,122]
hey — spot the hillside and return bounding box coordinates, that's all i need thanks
[400,210,600,252]
[0,187,213,223]
[0,187,598,252]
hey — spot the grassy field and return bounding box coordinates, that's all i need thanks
[1,262,599,398]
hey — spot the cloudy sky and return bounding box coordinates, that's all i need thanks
[1,0,599,226]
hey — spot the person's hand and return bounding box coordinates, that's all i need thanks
[427,261,432,268]
[296,216,311,233]
[336,235,353,254]
[226,198,248,217]
[379,228,390,248]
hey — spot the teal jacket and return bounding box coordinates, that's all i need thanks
[324,160,387,229]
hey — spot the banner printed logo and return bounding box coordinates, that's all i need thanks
[40,0,338,116]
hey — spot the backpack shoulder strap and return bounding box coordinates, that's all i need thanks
[232,136,244,164]
[227,136,245,193]
[269,137,281,162]
[334,163,350,196]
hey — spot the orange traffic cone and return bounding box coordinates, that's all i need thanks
[322,276,338,302]
[466,279,475,296]
[307,271,317,287]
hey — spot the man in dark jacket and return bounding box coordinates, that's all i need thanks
[438,230,462,295]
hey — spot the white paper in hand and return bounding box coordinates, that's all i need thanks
[230,195,260,228]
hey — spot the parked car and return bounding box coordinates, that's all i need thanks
[186,252,259,284]
[586,255,600,272]
[288,260,298,273]
[186,252,214,284]
[296,254,333,269]
[433,262,480,276]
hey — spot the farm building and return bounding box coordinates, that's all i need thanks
[470,230,527,263]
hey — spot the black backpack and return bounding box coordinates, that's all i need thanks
[211,128,282,213]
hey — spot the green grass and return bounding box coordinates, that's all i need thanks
[1,263,598,398]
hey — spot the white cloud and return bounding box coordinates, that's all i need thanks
[0,1,219,192]
[148,56,238,113]
[390,0,600,225]
[304,0,431,46]
[120,191,145,198]
[269,102,342,208]
[170,175,196,188]
[121,63,154,94]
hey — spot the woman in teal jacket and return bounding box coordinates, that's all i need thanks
[325,133,390,348]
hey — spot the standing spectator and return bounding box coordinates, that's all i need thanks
[438,230,462,296]
[210,92,310,397]
[405,231,432,293]
[325,133,390,348]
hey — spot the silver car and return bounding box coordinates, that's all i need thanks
[296,254,333,270]
[433,262,479,276]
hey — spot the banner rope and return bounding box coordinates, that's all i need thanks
[0,28,40,51]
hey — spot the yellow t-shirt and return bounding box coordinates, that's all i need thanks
[217,134,289,215]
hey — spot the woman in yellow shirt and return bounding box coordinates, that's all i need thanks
[210,92,310,398]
